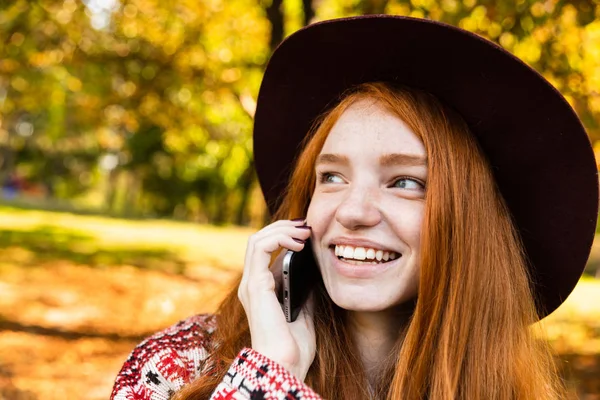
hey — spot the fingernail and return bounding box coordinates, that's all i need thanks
[291,217,305,222]
[293,238,305,244]
[295,225,312,230]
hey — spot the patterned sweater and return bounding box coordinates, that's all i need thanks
[111,314,322,400]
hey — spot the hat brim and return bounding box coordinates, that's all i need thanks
[253,15,599,318]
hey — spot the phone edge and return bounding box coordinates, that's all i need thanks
[282,250,294,323]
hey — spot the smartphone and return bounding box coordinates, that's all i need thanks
[281,239,320,323]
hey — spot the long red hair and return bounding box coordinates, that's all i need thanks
[174,82,567,399]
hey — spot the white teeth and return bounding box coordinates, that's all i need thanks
[343,246,354,259]
[334,244,399,262]
[353,247,366,260]
[366,248,376,260]
[344,259,380,265]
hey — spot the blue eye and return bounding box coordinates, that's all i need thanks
[392,177,424,190]
[319,172,344,183]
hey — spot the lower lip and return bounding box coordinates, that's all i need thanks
[329,248,398,279]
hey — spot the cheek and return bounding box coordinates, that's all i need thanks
[390,202,425,248]
[409,211,424,244]
[306,194,338,235]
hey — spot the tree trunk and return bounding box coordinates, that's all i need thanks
[213,189,229,225]
[123,169,141,217]
[234,161,256,225]
[302,0,315,26]
[105,168,119,213]
[361,0,389,14]
[265,0,285,51]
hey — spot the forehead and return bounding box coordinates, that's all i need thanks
[321,99,425,156]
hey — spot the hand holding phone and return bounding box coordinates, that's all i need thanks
[237,219,317,380]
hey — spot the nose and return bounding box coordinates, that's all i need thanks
[335,186,382,230]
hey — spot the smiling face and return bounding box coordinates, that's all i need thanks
[306,98,427,312]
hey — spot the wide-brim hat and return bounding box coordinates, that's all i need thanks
[253,15,599,318]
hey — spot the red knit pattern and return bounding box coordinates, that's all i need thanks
[111,314,321,400]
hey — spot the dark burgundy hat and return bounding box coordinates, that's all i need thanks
[253,15,599,318]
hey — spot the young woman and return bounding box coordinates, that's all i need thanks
[111,16,598,400]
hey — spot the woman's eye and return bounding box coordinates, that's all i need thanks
[320,172,344,184]
[392,177,424,190]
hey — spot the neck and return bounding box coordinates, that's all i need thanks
[346,302,414,389]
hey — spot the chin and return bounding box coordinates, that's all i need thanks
[335,300,393,312]
[324,283,416,312]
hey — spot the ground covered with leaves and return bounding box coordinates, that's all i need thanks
[0,206,598,399]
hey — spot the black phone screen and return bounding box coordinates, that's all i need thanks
[283,239,320,322]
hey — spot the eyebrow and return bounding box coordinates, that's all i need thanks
[316,153,427,167]
[380,153,427,167]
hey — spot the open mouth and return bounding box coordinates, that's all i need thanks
[331,244,401,265]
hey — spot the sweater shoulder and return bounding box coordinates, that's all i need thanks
[111,314,217,399]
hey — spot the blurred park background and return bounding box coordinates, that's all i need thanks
[1,0,600,399]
